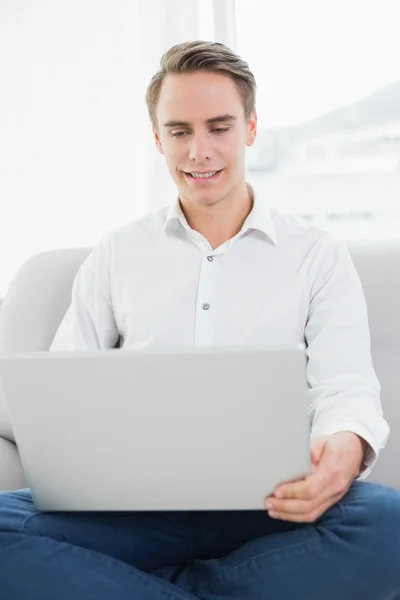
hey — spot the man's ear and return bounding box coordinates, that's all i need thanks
[246,109,257,147]
[153,127,164,155]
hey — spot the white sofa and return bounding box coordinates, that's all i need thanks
[0,242,399,491]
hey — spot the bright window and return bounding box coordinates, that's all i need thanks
[235,0,400,239]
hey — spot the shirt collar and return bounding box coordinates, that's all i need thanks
[240,186,277,245]
[164,198,191,233]
[164,185,277,246]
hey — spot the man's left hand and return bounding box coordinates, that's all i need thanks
[264,431,368,523]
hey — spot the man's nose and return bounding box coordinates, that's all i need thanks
[188,132,212,163]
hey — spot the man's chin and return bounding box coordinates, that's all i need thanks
[180,189,226,207]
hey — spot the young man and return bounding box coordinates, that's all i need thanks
[0,41,399,600]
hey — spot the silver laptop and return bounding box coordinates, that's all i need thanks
[0,345,311,511]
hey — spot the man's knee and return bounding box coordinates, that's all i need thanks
[340,481,400,544]
[0,489,37,534]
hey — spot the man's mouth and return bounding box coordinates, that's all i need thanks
[183,169,223,182]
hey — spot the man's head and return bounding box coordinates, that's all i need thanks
[146,41,257,209]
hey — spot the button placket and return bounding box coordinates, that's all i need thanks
[194,255,217,347]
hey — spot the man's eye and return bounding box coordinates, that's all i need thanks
[212,127,230,134]
[171,131,187,138]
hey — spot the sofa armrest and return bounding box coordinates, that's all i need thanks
[0,437,27,491]
[0,377,14,442]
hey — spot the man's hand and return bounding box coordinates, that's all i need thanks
[264,431,368,523]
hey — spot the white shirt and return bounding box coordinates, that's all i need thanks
[51,191,390,478]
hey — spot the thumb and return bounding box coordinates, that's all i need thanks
[310,437,328,470]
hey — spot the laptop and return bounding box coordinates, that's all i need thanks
[0,345,311,511]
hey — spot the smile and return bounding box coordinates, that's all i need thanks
[183,169,223,182]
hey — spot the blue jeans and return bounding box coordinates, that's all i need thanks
[0,481,400,599]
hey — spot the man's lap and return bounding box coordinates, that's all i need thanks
[1,481,400,599]
[1,480,399,562]
[0,488,199,571]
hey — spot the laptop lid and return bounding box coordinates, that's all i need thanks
[0,345,311,511]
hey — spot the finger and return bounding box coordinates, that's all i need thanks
[273,439,325,495]
[311,437,328,465]
[274,467,332,501]
[267,493,343,523]
[271,476,301,498]
[265,495,321,516]
[266,484,344,516]
[274,460,336,501]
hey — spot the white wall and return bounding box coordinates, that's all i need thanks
[0,0,234,298]
[0,1,150,297]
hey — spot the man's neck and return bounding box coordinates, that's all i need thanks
[180,184,254,250]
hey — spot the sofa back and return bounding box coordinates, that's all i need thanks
[346,241,400,487]
[0,248,91,440]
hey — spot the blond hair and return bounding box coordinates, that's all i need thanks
[146,40,256,129]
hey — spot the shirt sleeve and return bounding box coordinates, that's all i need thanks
[50,234,120,351]
[305,233,390,479]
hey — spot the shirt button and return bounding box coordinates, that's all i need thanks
[202,303,210,311]
[207,256,214,262]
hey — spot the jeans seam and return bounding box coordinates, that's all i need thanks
[338,500,349,527]
[194,503,347,594]
[194,532,323,593]
[8,536,195,600]
[20,511,43,535]
[67,542,193,600]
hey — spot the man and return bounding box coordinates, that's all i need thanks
[0,40,399,600]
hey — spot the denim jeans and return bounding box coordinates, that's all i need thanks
[0,481,400,599]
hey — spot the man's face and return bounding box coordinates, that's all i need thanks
[153,72,257,208]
